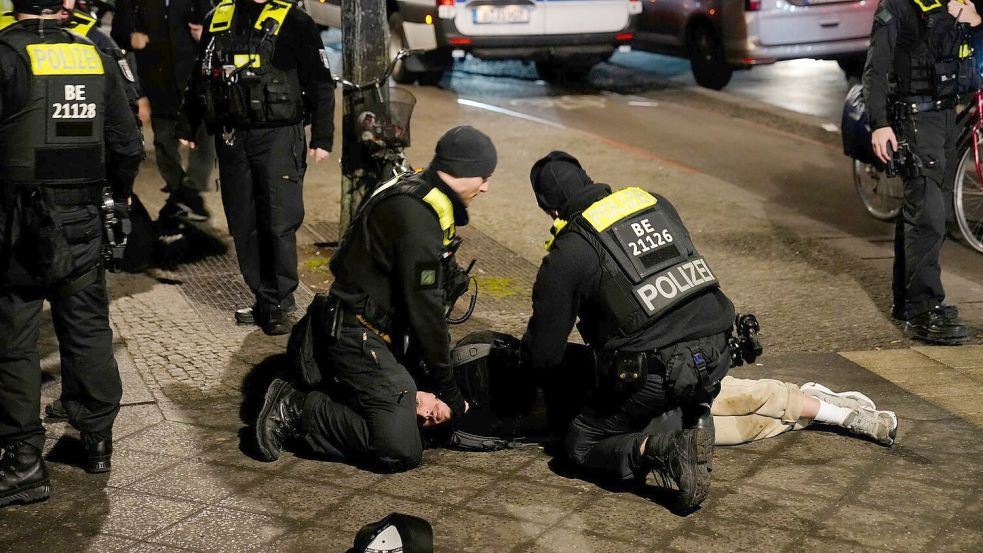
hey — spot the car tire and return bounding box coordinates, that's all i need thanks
[689,23,732,90]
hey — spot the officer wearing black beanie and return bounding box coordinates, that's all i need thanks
[522,151,735,513]
[255,126,496,473]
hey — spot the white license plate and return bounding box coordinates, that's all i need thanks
[473,5,531,24]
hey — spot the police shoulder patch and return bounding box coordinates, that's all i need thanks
[417,261,440,290]
[117,58,135,83]
[319,49,330,70]
[875,5,894,25]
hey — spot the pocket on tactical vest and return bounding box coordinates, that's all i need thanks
[263,78,296,122]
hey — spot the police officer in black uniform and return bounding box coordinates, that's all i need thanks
[180,0,335,336]
[864,0,980,344]
[0,0,143,508]
[254,126,496,473]
[522,152,735,512]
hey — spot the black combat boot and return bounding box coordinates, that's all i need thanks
[256,379,306,461]
[643,428,713,513]
[905,307,969,345]
[0,442,51,508]
[82,434,113,474]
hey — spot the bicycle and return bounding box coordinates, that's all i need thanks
[334,49,418,191]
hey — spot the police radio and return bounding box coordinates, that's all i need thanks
[101,189,130,273]
[728,313,763,367]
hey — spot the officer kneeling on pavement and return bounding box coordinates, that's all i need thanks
[521,152,736,512]
[0,0,143,508]
[254,126,496,472]
[864,0,980,344]
[179,0,335,336]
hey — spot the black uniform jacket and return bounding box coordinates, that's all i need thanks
[111,0,211,117]
[0,21,143,199]
[863,0,983,130]
[329,168,467,413]
[522,189,736,383]
[182,0,335,150]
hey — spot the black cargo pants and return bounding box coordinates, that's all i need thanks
[564,333,729,482]
[216,123,307,310]
[0,205,121,450]
[894,109,957,318]
[300,324,423,473]
[152,115,215,194]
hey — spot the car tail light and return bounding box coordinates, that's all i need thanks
[448,37,472,45]
[616,33,634,42]
[437,0,455,19]
[628,0,642,15]
[745,0,762,10]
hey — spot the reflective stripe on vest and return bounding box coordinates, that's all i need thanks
[209,0,292,35]
[67,11,97,37]
[26,42,104,75]
[581,187,657,232]
[422,187,456,246]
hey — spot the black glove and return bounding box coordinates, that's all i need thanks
[436,381,467,421]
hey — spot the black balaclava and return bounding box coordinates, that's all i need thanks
[12,0,64,15]
[530,151,610,219]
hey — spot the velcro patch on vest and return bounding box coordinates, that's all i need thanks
[417,261,440,290]
[875,6,894,25]
[26,43,104,76]
[633,257,718,316]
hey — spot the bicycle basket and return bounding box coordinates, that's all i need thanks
[354,86,416,148]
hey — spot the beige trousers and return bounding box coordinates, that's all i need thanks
[712,376,811,445]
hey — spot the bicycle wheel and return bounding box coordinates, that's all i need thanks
[853,159,903,221]
[953,146,983,253]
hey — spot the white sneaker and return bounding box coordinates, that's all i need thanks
[801,382,876,411]
[842,408,899,446]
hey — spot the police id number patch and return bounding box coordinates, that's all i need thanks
[633,257,717,316]
[51,84,96,119]
[610,210,681,279]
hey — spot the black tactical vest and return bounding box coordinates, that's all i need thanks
[198,0,302,128]
[330,171,459,328]
[907,1,977,97]
[0,25,106,185]
[556,188,719,341]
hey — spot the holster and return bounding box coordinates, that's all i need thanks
[593,349,649,396]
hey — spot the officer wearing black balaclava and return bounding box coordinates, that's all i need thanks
[0,0,143,508]
[254,126,495,473]
[864,0,980,344]
[179,0,335,335]
[521,152,735,513]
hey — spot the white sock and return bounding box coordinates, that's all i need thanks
[813,401,852,426]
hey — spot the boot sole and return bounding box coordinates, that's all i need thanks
[674,429,712,512]
[255,380,289,462]
[0,481,51,508]
[85,459,112,474]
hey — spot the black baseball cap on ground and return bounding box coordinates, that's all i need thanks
[430,126,497,178]
[12,0,64,14]
[346,512,434,553]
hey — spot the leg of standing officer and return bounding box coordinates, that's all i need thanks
[0,291,46,451]
[246,124,305,311]
[217,132,263,306]
[151,115,186,195]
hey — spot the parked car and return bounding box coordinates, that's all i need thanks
[633,0,877,89]
[299,0,642,84]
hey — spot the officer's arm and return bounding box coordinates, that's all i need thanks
[863,0,900,130]
[383,197,464,414]
[522,236,593,384]
[294,11,335,152]
[178,17,213,140]
[102,52,144,201]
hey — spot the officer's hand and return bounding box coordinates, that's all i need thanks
[188,23,203,42]
[949,0,983,25]
[130,32,150,50]
[309,148,330,164]
[179,138,197,150]
[872,127,898,165]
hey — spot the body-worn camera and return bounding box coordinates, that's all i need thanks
[101,190,130,273]
[728,313,763,367]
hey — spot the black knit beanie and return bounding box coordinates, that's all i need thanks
[530,151,598,212]
[12,0,64,15]
[430,126,497,178]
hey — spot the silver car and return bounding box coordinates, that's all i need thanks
[634,0,877,89]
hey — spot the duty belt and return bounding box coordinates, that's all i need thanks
[895,96,958,114]
[342,312,392,344]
